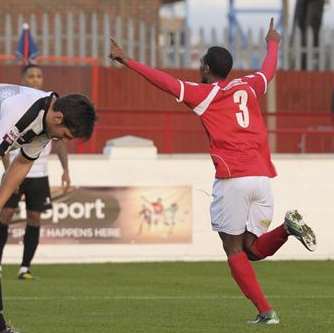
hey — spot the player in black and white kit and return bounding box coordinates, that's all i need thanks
[0,65,71,280]
[0,82,96,333]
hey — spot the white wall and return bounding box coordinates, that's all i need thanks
[3,154,333,263]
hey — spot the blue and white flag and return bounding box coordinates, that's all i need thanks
[16,23,39,63]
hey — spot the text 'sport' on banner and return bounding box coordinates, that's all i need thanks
[8,186,192,244]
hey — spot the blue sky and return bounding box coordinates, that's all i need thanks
[165,0,334,32]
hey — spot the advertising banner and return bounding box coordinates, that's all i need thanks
[8,186,192,244]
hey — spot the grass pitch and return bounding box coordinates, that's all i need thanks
[2,261,334,332]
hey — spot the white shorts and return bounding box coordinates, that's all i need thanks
[210,176,273,237]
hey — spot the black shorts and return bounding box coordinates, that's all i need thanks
[4,176,52,212]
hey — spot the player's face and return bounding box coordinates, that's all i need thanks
[46,110,74,140]
[49,125,74,141]
[22,67,44,90]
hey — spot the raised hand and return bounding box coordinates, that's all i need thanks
[265,18,281,43]
[109,38,129,65]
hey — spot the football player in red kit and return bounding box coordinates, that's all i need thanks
[109,18,316,324]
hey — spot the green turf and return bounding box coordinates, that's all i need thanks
[2,261,334,332]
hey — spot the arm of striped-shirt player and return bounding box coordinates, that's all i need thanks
[0,153,33,209]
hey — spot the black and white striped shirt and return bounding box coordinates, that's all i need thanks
[0,84,57,160]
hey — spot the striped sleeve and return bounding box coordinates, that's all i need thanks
[0,94,50,157]
[242,72,268,97]
[177,81,217,115]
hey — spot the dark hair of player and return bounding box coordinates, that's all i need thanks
[203,47,233,79]
[53,94,96,140]
[21,63,42,76]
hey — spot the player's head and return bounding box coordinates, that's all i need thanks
[46,94,96,141]
[21,63,44,90]
[200,47,233,83]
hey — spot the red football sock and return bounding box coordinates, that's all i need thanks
[228,251,272,314]
[251,224,288,259]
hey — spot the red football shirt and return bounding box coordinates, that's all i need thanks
[176,73,277,179]
[127,40,279,179]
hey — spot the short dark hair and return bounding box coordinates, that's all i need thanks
[203,47,233,79]
[21,63,42,76]
[53,94,96,140]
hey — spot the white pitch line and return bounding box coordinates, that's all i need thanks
[4,295,334,301]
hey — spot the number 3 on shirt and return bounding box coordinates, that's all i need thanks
[233,90,249,128]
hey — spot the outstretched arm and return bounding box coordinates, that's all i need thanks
[261,18,281,82]
[243,18,281,96]
[109,39,181,99]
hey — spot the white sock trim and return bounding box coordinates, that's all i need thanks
[19,266,29,274]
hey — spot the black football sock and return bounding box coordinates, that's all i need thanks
[0,281,6,330]
[0,313,5,331]
[21,225,40,268]
[0,224,9,265]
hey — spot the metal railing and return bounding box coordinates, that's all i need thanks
[0,12,333,70]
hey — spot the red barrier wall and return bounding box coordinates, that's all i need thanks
[68,110,334,154]
[1,64,333,153]
[1,65,332,114]
[276,71,334,113]
[0,64,92,97]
